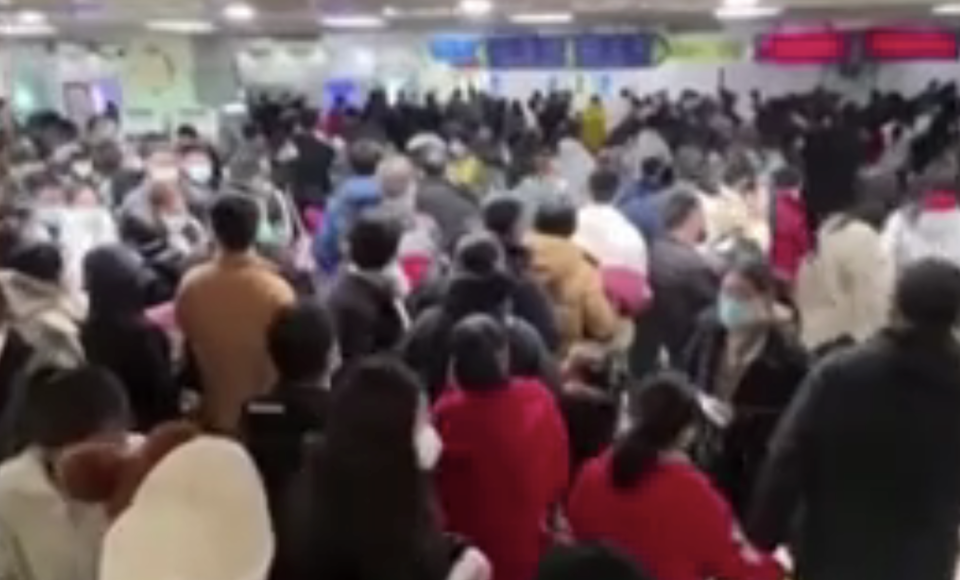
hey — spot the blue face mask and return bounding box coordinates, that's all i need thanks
[718,295,763,330]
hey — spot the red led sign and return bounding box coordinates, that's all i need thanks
[865,28,959,60]
[756,31,846,64]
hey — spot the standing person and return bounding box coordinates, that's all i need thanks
[768,165,810,285]
[683,256,807,512]
[749,259,960,580]
[633,189,717,371]
[882,153,960,273]
[481,196,560,351]
[574,169,650,316]
[435,315,569,580]
[325,211,408,364]
[289,108,336,215]
[176,195,296,433]
[617,156,674,243]
[404,232,560,401]
[415,146,479,252]
[314,140,383,273]
[568,373,782,580]
[0,366,130,580]
[82,245,178,431]
[511,146,569,224]
[276,357,490,580]
[526,200,620,352]
[795,191,892,356]
[242,300,336,548]
[581,96,608,154]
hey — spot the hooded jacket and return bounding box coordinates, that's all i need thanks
[0,271,85,371]
[435,379,569,580]
[81,247,178,431]
[313,176,381,273]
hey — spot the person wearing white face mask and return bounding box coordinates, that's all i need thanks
[273,357,490,580]
[681,256,808,515]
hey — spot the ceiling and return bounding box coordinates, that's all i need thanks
[0,0,952,34]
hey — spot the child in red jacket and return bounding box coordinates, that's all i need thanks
[568,372,783,580]
[435,315,569,580]
[769,166,810,286]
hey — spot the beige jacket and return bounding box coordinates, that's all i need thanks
[0,449,108,580]
[796,216,894,350]
[176,253,295,432]
[526,233,619,351]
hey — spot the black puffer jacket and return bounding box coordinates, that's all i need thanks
[403,271,560,401]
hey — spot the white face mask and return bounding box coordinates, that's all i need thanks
[414,424,443,471]
[184,163,213,185]
[72,160,94,179]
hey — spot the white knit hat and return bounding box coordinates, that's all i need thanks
[99,437,275,580]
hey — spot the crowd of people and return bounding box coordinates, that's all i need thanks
[2,79,960,580]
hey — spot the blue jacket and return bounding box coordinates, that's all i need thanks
[313,176,381,273]
[616,181,665,243]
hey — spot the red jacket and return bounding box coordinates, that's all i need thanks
[770,191,810,285]
[435,379,569,580]
[568,452,782,580]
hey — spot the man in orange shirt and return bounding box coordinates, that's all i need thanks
[176,195,295,432]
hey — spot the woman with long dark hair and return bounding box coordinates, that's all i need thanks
[568,373,781,580]
[277,356,488,580]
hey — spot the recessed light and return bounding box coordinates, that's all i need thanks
[16,10,47,25]
[223,2,257,22]
[320,14,386,28]
[146,19,216,34]
[382,5,400,17]
[933,3,960,13]
[459,0,493,17]
[714,4,781,19]
[722,0,759,6]
[508,11,573,24]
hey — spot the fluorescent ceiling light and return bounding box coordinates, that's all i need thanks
[15,10,47,25]
[146,19,216,33]
[0,22,55,36]
[320,14,386,28]
[933,3,960,13]
[714,4,781,19]
[508,11,573,24]
[459,0,493,17]
[223,2,257,22]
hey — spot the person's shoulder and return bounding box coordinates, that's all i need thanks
[177,261,218,292]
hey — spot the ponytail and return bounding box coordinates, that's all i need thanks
[608,372,699,490]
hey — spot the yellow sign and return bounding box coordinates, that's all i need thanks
[664,34,745,63]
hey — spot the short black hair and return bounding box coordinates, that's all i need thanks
[210,194,260,252]
[7,242,63,284]
[269,301,335,383]
[299,108,320,131]
[895,258,960,335]
[454,231,504,276]
[450,314,510,392]
[534,199,578,238]
[348,210,402,270]
[176,124,200,140]
[348,140,383,177]
[482,195,524,239]
[660,189,702,232]
[589,169,621,203]
[19,366,130,450]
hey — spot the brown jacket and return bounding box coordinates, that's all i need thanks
[176,253,295,432]
[526,233,619,351]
